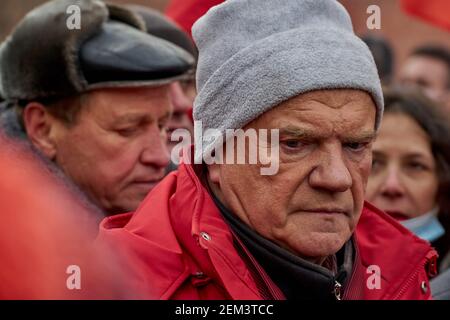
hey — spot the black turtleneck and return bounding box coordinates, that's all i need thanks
[207,184,354,300]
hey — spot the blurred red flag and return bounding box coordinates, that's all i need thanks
[401,0,450,31]
[165,0,225,36]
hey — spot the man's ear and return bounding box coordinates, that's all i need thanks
[23,102,59,160]
[207,163,221,186]
[206,163,228,204]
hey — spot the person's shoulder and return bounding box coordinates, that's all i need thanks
[359,201,432,246]
[355,202,436,299]
[358,201,434,256]
[359,203,435,270]
[96,173,189,299]
[431,268,450,300]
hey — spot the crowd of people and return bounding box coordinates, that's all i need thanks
[0,0,449,300]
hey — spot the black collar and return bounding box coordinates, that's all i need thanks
[208,186,354,300]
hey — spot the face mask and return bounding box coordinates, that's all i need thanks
[400,207,445,242]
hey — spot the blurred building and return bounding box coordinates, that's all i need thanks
[340,0,450,81]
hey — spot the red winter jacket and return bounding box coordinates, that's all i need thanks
[98,162,437,300]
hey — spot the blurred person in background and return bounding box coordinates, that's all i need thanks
[362,35,395,86]
[0,0,194,216]
[398,45,450,112]
[128,5,197,166]
[0,131,126,299]
[366,87,450,272]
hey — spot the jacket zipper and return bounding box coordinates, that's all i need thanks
[334,281,342,300]
[230,229,346,300]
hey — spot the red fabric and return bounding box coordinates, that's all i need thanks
[0,135,123,299]
[401,0,450,31]
[165,0,225,36]
[98,159,437,300]
[187,107,194,123]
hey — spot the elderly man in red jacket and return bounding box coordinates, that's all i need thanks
[99,0,437,300]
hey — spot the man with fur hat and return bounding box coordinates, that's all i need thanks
[98,0,436,299]
[0,0,195,215]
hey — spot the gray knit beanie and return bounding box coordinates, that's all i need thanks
[192,0,383,163]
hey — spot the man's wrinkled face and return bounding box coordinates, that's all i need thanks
[208,89,376,263]
[51,87,172,215]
